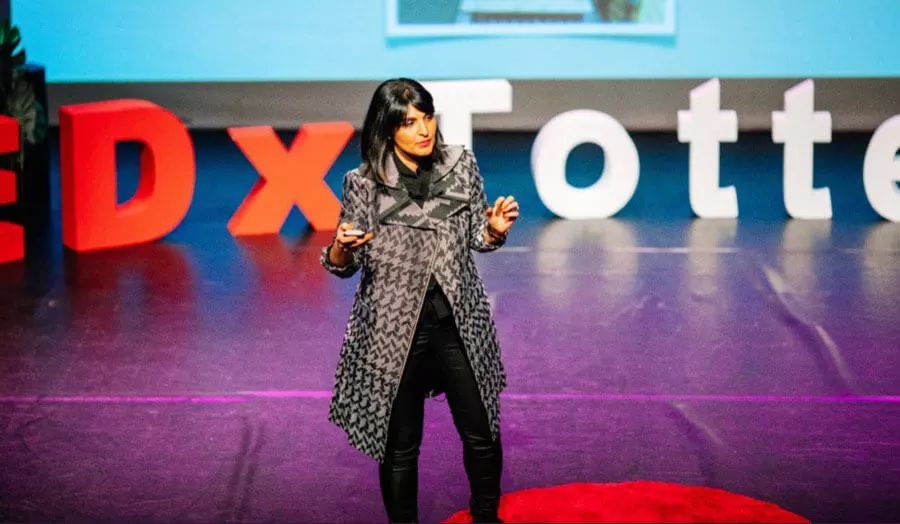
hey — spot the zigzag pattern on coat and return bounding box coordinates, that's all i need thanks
[320,146,507,462]
[377,171,470,230]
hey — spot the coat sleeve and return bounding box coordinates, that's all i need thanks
[320,171,371,278]
[466,150,506,253]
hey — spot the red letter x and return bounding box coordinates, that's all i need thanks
[227,122,353,236]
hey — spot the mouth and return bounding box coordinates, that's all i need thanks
[416,139,432,148]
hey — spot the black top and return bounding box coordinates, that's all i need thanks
[393,152,453,319]
[395,153,432,205]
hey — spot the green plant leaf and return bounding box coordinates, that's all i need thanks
[29,100,48,145]
[0,21,30,120]
[7,70,39,145]
[4,31,20,51]
[11,49,25,67]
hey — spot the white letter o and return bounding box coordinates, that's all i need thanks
[532,110,639,219]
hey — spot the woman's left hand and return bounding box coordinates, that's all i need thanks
[486,195,519,235]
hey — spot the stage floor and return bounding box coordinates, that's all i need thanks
[1,132,898,522]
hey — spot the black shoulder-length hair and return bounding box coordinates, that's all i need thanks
[360,78,446,184]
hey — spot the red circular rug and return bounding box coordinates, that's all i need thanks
[443,481,809,523]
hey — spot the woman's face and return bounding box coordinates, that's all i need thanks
[393,104,436,161]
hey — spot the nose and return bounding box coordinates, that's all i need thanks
[416,119,429,137]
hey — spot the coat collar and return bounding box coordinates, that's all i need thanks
[378,145,464,189]
[373,145,468,230]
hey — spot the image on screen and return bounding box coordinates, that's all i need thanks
[387,0,674,37]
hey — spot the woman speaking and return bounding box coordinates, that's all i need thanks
[321,78,518,523]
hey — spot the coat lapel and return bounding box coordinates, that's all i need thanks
[423,145,468,220]
[375,145,468,230]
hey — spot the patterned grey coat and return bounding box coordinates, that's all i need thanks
[319,145,507,462]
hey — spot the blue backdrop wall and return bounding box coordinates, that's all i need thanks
[13,0,900,82]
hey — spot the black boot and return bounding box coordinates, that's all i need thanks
[470,495,502,523]
[379,455,419,523]
[464,436,502,523]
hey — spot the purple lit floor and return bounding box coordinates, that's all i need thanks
[0,132,898,522]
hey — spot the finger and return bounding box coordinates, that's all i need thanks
[493,197,504,211]
[348,232,373,248]
[354,233,375,247]
[501,195,514,209]
[337,224,355,241]
[485,206,494,218]
[502,199,518,212]
[504,211,520,219]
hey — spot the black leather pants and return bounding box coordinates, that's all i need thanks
[379,301,502,523]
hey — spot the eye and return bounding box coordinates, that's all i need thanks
[425,114,435,121]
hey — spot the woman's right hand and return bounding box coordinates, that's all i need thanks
[333,223,374,253]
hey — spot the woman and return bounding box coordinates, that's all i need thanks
[320,78,518,523]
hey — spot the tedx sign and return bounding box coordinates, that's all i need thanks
[0,79,898,265]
